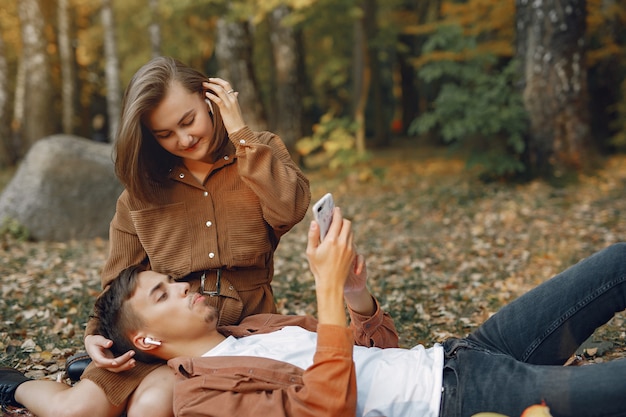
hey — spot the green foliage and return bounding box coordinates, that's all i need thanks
[296,113,369,169]
[409,25,529,180]
[294,0,358,116]
[0,217,30,241]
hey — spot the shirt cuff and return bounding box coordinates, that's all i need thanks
[229,126,258,147]
[316,323,354,356]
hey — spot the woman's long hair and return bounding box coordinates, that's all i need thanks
[114,56,228,204]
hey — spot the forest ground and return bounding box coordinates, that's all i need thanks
[1,141,626,415]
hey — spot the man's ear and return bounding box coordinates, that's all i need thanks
[132,333,161,351]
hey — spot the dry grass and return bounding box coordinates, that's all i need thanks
[1,146,626,415]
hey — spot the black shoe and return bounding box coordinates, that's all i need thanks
[0,367,30,410]
[65,351,92,382]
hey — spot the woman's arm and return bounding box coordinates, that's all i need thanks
[83,191,144,371]
[203,78,311,236]
[231,127,311,236]
[100,191,147,286]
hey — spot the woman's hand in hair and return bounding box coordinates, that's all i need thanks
[203,78,246,134]
[85,334,136,373]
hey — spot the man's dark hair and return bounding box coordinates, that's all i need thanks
[94,264,164,364]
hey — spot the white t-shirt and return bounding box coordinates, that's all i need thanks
[204,326,444,417]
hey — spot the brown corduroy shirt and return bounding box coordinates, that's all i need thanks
[81,127,310,405]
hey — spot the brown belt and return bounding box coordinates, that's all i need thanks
[179,268,270,325]
[200,269,222,296]
[182,268,270,292]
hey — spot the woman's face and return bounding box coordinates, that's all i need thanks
[145,81,217,163]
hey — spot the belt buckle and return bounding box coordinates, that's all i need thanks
[200,269,222,296]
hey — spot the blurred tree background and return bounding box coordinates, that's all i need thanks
[0,0,624,181]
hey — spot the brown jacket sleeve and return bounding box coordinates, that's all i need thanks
[170,324,356,417]
[220,299,400,350]
[349,297,400,348]
[85,191,147,336]
[100,190,147,287]
[230,127,311,237]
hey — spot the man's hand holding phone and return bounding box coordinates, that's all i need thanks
[308,198,376,317]
[307,204,354,326]
[312,193,334,241]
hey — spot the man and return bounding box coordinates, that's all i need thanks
[97,207,415,416]
[5,209,626,416]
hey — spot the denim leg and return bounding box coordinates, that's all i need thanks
[449,347,626,417]
[467,243,626,365]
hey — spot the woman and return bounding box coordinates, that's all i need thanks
[3,56,310,417]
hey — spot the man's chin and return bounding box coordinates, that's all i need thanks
[204,306,218,325]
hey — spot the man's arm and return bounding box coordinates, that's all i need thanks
[170,210,360,417]
[306,208,356,327]
[348,298,399,348]
[342,253,400,348]
[171,326,356,417]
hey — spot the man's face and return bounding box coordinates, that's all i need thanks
[128,270,218,344]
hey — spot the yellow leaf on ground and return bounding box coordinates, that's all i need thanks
[472,413,509,417]
[521,401,553,417]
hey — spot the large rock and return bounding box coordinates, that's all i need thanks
[0,135,124,241]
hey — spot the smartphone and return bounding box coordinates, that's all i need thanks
[312,193,334,241]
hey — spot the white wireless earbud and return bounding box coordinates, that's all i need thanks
[204,98,214,114]
[144,337,162,346]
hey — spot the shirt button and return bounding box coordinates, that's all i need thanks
[203,191,208,197]
[239,139,246,144]
[179,173,185,178]
[205,221,212,227]
[208,252,215,258]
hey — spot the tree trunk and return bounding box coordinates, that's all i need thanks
[215,17,268,132]
[58,0,75,135]
[516,0,591,176]
[362,0,387,148]
[397,0,442,136]
[12,57,25,154]
[267,5,304,155]
[149,0,161,58]
[18,0,54,152]
[101,0,121,141]
[0,33,11,167]
[587,0,621,147]
[352,11,369,155]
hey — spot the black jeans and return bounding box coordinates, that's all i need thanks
[439,243,626,417]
